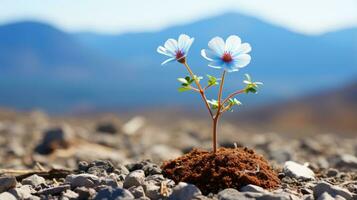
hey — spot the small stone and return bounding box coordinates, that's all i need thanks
[74,187,96,200]
[326,168,339,177]
[169,182,201,200]
[65,174,100,188]
[78,161,89,172]
[317,192,337,200]
[0,176,17,193]
[301,188,313,195]
[0,192,17,200]
[35,125,73,154]
[22,174,46,187]
[100,177,118,188]
[217,188,248,200]
[87,160,115,176]
[313,181,353,200]
[283,161,315,180]
[37,184,71,195]
[96,123,118,134]
[115,165,130,176]
[144,183,162,199]
[61,189,79,200]
[335,154,357,169]
[303,194,314,200]
[9,185,37,200]
[123,170,145,188]
[240,184,266,193]
[128,186,145,199]
[93,187,134,200]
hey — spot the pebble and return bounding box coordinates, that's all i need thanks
[240,184,266,193]
[37,184,71,195]
[96,122,118,134]
[128,186,146,198]
[0,176,17,193]
[93,186,134,200]
[123,170,145,188]
[217,188,248,200]
[326,168,339,177]
[169,182,202,200]
[317,192,346,200]
[0,192,17,200]
[35,125,73,154]
[9,185,37,200]
[74,187,96,199]
[22,174,46,187]
[65,173,100,188]
[144,182,162,199]
[313,181,353,200]
[283,161,315,180]
[61,189,79,200]
[335,154,357,169]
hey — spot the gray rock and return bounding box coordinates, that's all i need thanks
[115,165,130,176]
[65,173,100,188]
[93,187,134,200]
[240,184,266,193]
[0,176,17,193]
[37,184,71,195]
[218,188,252,200]
[169,182,201,200]
[128,186,145,199]
[256,193,293,200]
[0,192,17,200]
[22,174,46,187]
[283,161,315,180]
[144,182,162,199]
[96,123,118,134]
[313,181,353,200]
[303,194,314,200]
[100,177,118,187]
[326,168,339,177]
[74,186,96,200]
[335,154,357,169]
[87,160,115,176]
[61,189,79,200]
[9,185,38,200]
[35,125,73,154]
[317,192,334,200]
[123,170,145,188]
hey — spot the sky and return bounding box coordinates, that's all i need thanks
[0,0,356,35]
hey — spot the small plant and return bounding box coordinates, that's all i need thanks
[157,34,262,153]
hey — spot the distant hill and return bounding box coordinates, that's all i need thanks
[0,12,356,112]
[234,81,357,134]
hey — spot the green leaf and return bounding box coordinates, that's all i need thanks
[207,75,218,86]
[207,99,219,109]
[177,78,188,84]
[178,87,191,92]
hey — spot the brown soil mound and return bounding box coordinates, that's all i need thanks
[161,147,280,194]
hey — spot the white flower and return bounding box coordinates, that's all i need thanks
[201,35,251,72]
[157,34,194,65]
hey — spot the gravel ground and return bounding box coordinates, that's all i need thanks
[0,110,356,199]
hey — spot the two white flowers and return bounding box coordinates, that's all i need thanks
[157,34,251,72]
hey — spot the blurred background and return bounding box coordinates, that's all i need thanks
[0,0,356,135]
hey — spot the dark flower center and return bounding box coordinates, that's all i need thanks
[221,52,233,63]
[175,50,185,60]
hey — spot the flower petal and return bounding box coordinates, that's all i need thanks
[161,57,176,65]
[234,54,251,68]
[178,34,194,53]
[234,43,251,55]
[201,49,220,61]
[208,36,225,55]
[208,60,224,69]
[225,35,242,52]
[164,39,178,55]
[157,46,173,57]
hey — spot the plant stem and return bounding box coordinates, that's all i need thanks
[221,89,246,105]
[212,70,226,153]
[182,62,213,118]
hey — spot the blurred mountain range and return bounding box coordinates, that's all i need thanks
[234,81,357,134]
[0,12,356,113]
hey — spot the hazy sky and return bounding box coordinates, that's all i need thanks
[0,0,356,35]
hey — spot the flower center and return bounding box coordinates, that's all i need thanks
[175,50,185,60]
[221,52,233,63]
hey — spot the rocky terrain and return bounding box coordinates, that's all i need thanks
[0,109,356,199]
